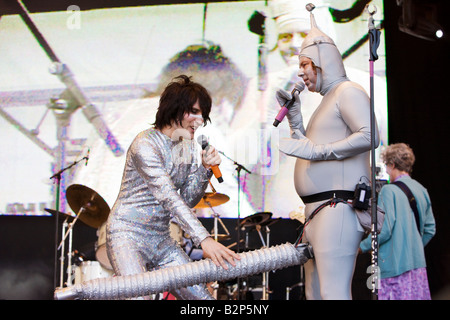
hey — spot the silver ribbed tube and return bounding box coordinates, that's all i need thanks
[54,242,313,300]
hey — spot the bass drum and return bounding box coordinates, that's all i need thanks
[95,222,113,270]
[73,260,114,284]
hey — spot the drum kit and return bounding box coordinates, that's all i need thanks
[46,184,114,289]
[193,191,280,300]
[49,184,280,299]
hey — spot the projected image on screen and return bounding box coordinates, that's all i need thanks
[0,0,387,221]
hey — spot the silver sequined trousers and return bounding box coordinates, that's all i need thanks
[106,128,213,299]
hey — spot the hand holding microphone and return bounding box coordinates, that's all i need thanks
[273,81,305,127]
[197,135,223,183]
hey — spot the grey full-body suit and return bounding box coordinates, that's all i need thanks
[279,8,380,299]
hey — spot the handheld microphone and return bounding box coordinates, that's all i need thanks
[197,135,223,183]
[273,81,305,127]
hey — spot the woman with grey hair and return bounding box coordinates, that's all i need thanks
[359,143,436,299]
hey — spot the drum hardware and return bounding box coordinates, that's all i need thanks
[169,220,184,245]
[57,206,88,251]
[45,207,81,286]
[60,215,74,287]
[67,184,113,278]
[95,222,112,270]
[195,189,231,299]
[216,150,253,299]
[240,212,272,228]
[240,212,273,251]
[286,271,305,300]
[195,191,231,242]
[286,210,306,300]
[239,212,281,300]
[48,152,91,288]
[194,192,230,209]
[53,184,112,287]
[73,261,114,285]
[59,184,110,258]
[211,204,231,243]
[65,184,110,229]
[225,239,245,250]
[45,208,81,225]
[71,249,86,266]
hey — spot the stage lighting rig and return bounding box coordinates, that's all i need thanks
[397,0,445,41]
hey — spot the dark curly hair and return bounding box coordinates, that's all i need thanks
[153,75,211,130]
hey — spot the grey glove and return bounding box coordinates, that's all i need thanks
[279,82,377,161]
[275,89,306,136]
[279,130,372,161]
[279,136,336,160]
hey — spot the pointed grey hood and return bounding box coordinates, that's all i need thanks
[299,3,348,95]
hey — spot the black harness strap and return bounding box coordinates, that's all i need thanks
[301,190,355,204]
[392,181,421,233]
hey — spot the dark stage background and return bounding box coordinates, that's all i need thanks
[1,0,449,300]
[382,0,450,299]
[0,215,306,300]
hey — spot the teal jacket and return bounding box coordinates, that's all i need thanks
[360,176,436,278]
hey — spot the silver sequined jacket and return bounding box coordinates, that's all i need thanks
[107,128,211,249]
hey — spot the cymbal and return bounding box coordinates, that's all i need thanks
[194,192,230,208]
[44,208,78,224]
[240,212,272,228]
[66,184,110,228]
[261,217,282,227]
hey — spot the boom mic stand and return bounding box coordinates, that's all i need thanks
[50,154,89,289]
[367,4,381,300]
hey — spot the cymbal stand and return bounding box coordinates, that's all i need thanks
[286,223,305,300]
[205,182,230,242]
[254,224,271,300]
[205,199,230,300]
[58,217,68,288]
[218,150,251,299]
[51,156,89,289]
[286,265,305,300]
[210,205,230,242]
[57,207,85,287]
[58,207,85,250]
[66,221,74,287]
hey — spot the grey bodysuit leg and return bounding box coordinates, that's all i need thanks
[303,202,363,300]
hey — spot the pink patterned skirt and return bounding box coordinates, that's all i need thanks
[379,267,431,300]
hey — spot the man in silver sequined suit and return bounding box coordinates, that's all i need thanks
[106,75,239,300]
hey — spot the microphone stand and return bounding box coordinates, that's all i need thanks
[367,5,381,300]
[218,151,251,299]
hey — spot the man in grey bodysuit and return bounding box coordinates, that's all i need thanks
[277,6,380,299]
